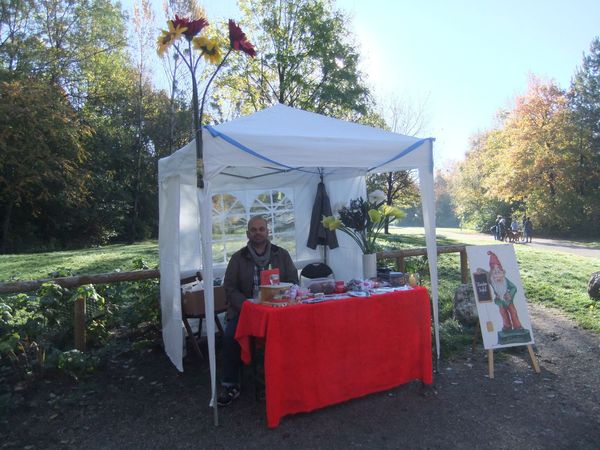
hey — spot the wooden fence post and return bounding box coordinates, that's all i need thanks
[396,256,405,272]
[74,297,86,351]
[460,249,469,284]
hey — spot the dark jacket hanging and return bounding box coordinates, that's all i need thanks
[307,181,339,250]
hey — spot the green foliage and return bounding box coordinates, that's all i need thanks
[0,255,160,384]
[0,0,193,251]
[0,75,92,252]
[451,40,600,237]
[569,37,600,233]
[57,350,100,381]
[438,319,472,357]
[215,0,373,121]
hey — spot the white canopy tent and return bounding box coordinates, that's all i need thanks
[158,104,438,416]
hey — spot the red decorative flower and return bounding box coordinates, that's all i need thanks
[173,14,209,41]
[171,15,187,29]
[228,19,256,57]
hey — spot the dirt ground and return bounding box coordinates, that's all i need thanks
[2,300,600,450]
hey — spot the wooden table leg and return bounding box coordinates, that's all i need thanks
[183,317,204,360]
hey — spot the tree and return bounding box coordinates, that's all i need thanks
[449,130,513,231]
[451,77,586,235]
[495,76,580,234]
[0,76,90,251]
[213,0,373,121]
[569,37,600,234]
[367,94,429,232]
[434,167,459,228]
[128,0,155,242]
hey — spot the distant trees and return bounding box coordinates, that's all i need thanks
[1,0,598,251]
[0,76,90,251]
[451,41,600,237]
[0,0,191,251]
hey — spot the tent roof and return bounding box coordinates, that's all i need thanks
[202,104,434,179]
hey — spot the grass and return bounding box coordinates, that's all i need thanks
[0,241,160,281]
[1,227,598,336]
[380,227,600,335]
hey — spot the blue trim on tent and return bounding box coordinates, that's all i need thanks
[368,138,435,172]
[205,125,297,170]
[207,125,435,174]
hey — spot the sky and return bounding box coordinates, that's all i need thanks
[122,0,600,168]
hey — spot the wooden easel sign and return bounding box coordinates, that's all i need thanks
[466,244,539,378]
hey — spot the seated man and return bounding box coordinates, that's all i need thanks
[218,215,298,406]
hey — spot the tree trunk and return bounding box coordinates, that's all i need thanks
[1,201,13,253]
[130,70,144,243]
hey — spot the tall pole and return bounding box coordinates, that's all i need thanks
[191,65,204,189]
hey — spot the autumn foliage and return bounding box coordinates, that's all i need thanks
[451,73,600,236]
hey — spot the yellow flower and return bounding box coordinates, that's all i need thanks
[322,215,342,231]
[193,36,222,64]
[157,20,188,57]
[380,204,404,220]
[368,209,382,223]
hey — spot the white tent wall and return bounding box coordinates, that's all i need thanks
[212,166,367,280]
[418,165,440,359]
[158,173,183,372]
[158,104,439,420]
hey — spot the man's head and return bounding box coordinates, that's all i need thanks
[247,216,269,248]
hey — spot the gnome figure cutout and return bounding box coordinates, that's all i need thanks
[486,251,532,345]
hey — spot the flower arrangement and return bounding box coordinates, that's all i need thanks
[321,194,404,254]
[157,14,256,187]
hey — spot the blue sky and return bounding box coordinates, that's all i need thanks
[124,0,600,167]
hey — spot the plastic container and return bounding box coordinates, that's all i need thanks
[389,272,405,287]
[302,277,335,294]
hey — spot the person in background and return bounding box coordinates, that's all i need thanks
[218,215,298,406]
[511,218,519,232]
[490,222,498,240]
[524,217,533,243]
[496,216,505,241]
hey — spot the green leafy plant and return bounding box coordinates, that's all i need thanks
[57,349,99,380]
[322,196,404,254]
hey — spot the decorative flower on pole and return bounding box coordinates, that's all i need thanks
[322,196,404,254]
[157,14,256,188]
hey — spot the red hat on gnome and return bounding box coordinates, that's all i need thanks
[487,251,503,271]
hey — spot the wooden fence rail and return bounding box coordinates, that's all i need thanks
[377,244,469,284]
[0,245,469,351]
[0,269,160,352]
[0,269,160,295]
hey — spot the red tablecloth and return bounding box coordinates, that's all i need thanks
[235,286,433,428]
